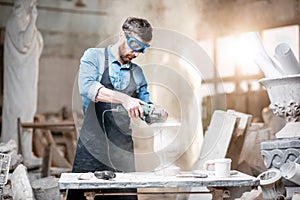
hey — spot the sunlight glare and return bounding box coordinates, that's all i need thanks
[234,32,262,75]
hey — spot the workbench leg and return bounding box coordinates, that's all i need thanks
[209,188,230,200]
[84,191,95,200]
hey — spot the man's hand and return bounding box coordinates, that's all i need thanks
[122,97,146,118]
[95,86,147,118]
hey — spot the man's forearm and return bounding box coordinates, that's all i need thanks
[95,87,129,104]
[95,87,145,118]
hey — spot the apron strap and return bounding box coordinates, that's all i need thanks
[104,47,109,71]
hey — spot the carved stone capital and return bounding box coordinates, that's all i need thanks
[270,100,300,122]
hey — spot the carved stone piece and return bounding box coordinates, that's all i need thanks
[271,100,300,122]
[261,138,300,186]
[257,169,286,200]
[259,74,300,138]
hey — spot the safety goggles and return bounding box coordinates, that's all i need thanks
[124,32,150,53]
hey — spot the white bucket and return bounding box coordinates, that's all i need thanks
[31,176,61,200]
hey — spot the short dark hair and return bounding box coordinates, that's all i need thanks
[122,17,153,42]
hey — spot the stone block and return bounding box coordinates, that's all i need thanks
[11,164,34,200]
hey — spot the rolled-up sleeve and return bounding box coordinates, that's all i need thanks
[78,48,103,102]
[138,83,152,104]
[133,66,152,104]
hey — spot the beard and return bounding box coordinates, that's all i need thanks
[118,44,136,64]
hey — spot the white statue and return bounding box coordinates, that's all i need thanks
[1,0,43,167]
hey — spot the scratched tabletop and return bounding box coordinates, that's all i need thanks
[59,171,259,190]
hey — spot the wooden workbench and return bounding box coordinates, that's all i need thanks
[59,171,259,200]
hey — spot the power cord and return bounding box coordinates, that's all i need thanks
[101,107,123,172]
[101,105,146,172]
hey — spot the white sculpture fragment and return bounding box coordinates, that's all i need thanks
[274,43,300,75]
[1,0,43,168]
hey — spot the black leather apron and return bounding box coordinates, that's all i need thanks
[67,48,138,200]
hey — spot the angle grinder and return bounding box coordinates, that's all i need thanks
[116,104,168,124]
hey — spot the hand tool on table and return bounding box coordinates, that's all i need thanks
[94,171,116,180]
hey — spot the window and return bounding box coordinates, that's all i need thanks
[199,25,299,94]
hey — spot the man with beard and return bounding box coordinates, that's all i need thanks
[67,17,160,200]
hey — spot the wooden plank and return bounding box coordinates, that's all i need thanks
[41,143,52,177]
[62,131,76,163]
[21,121,75,130]
[19,116,73,169]
[226,110,253,169]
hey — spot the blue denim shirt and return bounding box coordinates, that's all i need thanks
[78,47,152,113]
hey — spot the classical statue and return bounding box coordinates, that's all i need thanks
[2,0,43,168]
